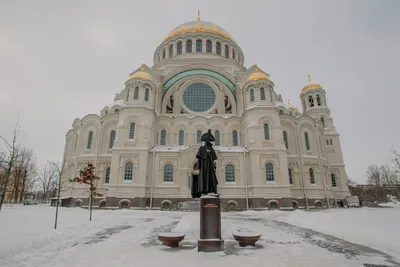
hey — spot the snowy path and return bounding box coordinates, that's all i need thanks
[0,205,399,267]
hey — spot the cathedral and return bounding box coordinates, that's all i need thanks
[61,14,350,210]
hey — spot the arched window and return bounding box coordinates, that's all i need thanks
[288,168,293,184]
[162,48,166,59]
[321,117,325,127]
[250,88,255,102]
[225,164,235,182]
[178,130,184,145]
[206,40,212,53]
[266,163,274,182]
[196,39,202,52]
[232,130,238,146]
[316,95,322,106]
[224,45,229,58]
[310,168,315,184]
[124,162,133,181]
[260,87,266,100]
[169,44,173,57]
[109,130,116,149]
[160,130,166,145]
[145,88,149,101]
[305,132,310,151]
[129,123,135,139]
[279,110,283,115]
[216,42,221,55]
[196,130,202,144]
[126,90,130,101]
[105,167,110,183]
[215,130,220,146]
[186,40,192,53]
[263,123,270,140]
[308,95,314,107]
[164,164,173,182]
[134,86,139,100]
[330,139,333,145]
[232,48,236,59]
[331,173,337,187]
[87,131,93,149]
[283,131,288,149]
[177,42,182,55]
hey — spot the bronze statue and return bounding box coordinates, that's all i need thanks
[194,129,219,196]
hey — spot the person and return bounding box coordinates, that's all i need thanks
[195,129,218,196]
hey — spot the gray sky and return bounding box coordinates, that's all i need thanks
[1,0,399,183]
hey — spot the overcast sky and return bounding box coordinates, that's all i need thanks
[1,0,399,183]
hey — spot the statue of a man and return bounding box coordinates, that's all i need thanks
[195,129,218,196]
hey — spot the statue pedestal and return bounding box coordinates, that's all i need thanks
[198,195,224,252]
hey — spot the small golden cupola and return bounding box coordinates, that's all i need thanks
[247,65,270,82]
[129,64,151,80]
[302,74,322,92]
[287,99,299,112]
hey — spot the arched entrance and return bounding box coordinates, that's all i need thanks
[191,161,200,198]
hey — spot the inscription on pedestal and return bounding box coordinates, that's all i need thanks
[198,196,224,252]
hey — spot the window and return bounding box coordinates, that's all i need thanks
[330,139,333,145]
[169,44,173,57]
[225,164,235,182]
[263,123,270,140]
[288,168,293,184]
[126,90,130,101]
[232,49,236,59]
[183,83,216,112]
[129,123,135,139]
[266,163,274,182]
[250,88,255,102]
[197,130,202,144]
[321,117,325,127]
[178,130,184,145]
[260,87,266,100]
[162,49,166,59]
[310,168,315,184]
[232,130,238,146]
[186,40,192,53]
[216,42,221,55]
[305,132,310,151]
[164,164,173,182]
[225,45,229,58]
[87,131,93,149]
[109,130,116,149]
[134,86,139,100]
[177,42,182,55]
[316,95,322,106]
[331,173,337,187]
[160,130,166,145]
[215,130,220,146]
[145,88,149,101]
[124,162,133,181]
[283,131,288,149]
[196,39,202,52]
[326,139,329,145]
[206,40,212,53]
[105,167,110,183]
[279,110,283,115]
[308,95,314,107]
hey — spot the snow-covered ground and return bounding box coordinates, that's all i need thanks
[0,205,399,267]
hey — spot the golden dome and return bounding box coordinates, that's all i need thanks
[247,66,269,82]
[129,65,151,80]
[288,99,299,112]
[165,20,233,41]
[302,74,322,92]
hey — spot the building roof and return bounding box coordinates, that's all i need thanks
[165,20,233,41]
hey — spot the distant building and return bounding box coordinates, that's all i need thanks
[61,15,350,210]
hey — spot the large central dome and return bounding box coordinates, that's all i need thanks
[165,20,233,41]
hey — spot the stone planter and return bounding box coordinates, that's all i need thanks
[158,233,186,248]
[232,232,261,247]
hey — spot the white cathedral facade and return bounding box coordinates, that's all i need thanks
[61,17,350,210]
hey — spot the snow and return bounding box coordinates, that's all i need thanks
[0,205,399,267]
[233,232,261,237]
[380,201,400,208]
[158,233,185,237]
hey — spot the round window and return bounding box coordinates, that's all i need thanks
[182,83,216,112]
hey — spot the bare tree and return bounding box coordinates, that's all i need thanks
[11,149,36,203]
[367,164,381,185]
[37,163,58,202]
[0,122,21,212]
